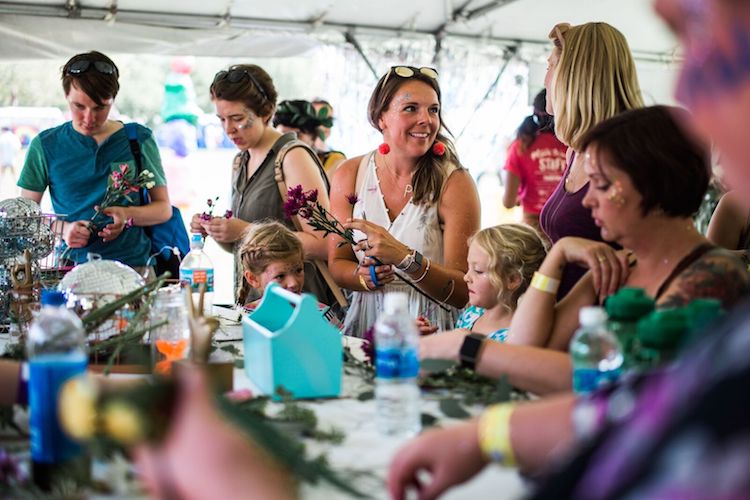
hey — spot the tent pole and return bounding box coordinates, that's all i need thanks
[456,45,517,140]
[344,31,379,81]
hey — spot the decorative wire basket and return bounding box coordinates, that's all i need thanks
[0,212,66,333]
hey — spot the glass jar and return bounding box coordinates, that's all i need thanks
[150,284,191,375]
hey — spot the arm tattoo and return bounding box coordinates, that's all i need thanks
[659,254,750,309]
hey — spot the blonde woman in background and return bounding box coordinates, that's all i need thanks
[538,22,644,299]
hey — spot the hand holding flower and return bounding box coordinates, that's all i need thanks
[202,216,248,244]
[346,218,411,266]
[99,206,129,243]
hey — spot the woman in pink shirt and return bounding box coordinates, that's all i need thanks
[502,89,567,235]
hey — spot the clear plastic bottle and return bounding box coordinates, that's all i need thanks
[179,233,214,314]
[27,289,89,490]
[374,292,421,437]
[570,306,623,395]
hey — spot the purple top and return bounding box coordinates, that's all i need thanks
[539,153,616,298]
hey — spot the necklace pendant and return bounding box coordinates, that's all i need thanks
[403,184,413,198]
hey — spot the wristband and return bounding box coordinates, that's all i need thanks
[530,271,560,295]
[478,403,516,466]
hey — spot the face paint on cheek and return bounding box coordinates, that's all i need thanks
[606,180,626,206]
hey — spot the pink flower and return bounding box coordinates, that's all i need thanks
[119,163,129,174]
[125,217,134,228]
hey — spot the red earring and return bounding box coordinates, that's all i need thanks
[378,143,390,155]
[432,141,446,156]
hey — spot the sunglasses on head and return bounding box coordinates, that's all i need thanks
[213,68,269,102]
[66,59,117,76]
[381,65,439,89]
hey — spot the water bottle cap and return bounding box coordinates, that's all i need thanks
[605,287,655,320]
[579,306,608,326]
[41,289,66,306]
[637,308,687,347]
[191,233,203,243]
[383,292,408,313]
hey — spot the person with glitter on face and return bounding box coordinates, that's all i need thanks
[327,66,481,338]
[418,105,750,396]
[189,65,333,306]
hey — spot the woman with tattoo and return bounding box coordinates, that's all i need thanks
[419,105,750,396]
[328,66,480,337]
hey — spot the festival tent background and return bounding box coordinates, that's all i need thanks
[0,0,681,302]
[0,0,680,169]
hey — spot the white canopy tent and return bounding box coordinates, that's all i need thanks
[0,0,676,61]
[0,0,682,228]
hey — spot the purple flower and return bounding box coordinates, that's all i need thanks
[206,198,214,207]
[200,212,212,221]
[287,185,305,204]
[0,448,26,484]
[298,206,313,219]
[345,193,359,205]
[307,189,319,203]
[224,210,233,219]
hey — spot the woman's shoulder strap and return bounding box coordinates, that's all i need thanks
[354,151,374,194]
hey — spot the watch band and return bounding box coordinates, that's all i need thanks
[396,248,415,271]
[404,250,423,274]
[459,333,486,370]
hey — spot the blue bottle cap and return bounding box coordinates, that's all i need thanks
[41,289,66,306]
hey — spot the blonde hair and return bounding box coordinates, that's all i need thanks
[548,22,644,151]
[470,224,547,310]
[237,221,303,304]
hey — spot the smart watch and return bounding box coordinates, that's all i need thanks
[459,333,486,370]
[396,248,423,274]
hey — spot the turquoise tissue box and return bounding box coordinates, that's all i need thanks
[242,282,342,399]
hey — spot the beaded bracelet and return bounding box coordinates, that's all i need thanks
[478,403,516,466]
[412,257,431,283]
[530,271,560,295]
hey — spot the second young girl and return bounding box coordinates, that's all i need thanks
[238,221,305,311]
[453,224,547,342]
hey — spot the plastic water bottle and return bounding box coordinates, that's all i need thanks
[27,290,88,490]
[570,306,623,395]
[374,292,421,437]
[180,233,214,314]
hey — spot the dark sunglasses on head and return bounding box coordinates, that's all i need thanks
[381,65,439,89]
[66,59,117,76]
[213,68,269,102]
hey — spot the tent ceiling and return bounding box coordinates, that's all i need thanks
[0,0,677,61]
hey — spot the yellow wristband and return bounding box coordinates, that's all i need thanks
[530,271,560,295]
[478,403,516,466]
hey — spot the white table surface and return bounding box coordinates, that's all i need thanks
[0,318,528,500]
[220,322,528,500]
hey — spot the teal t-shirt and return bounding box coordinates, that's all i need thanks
[18,121,167,266]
